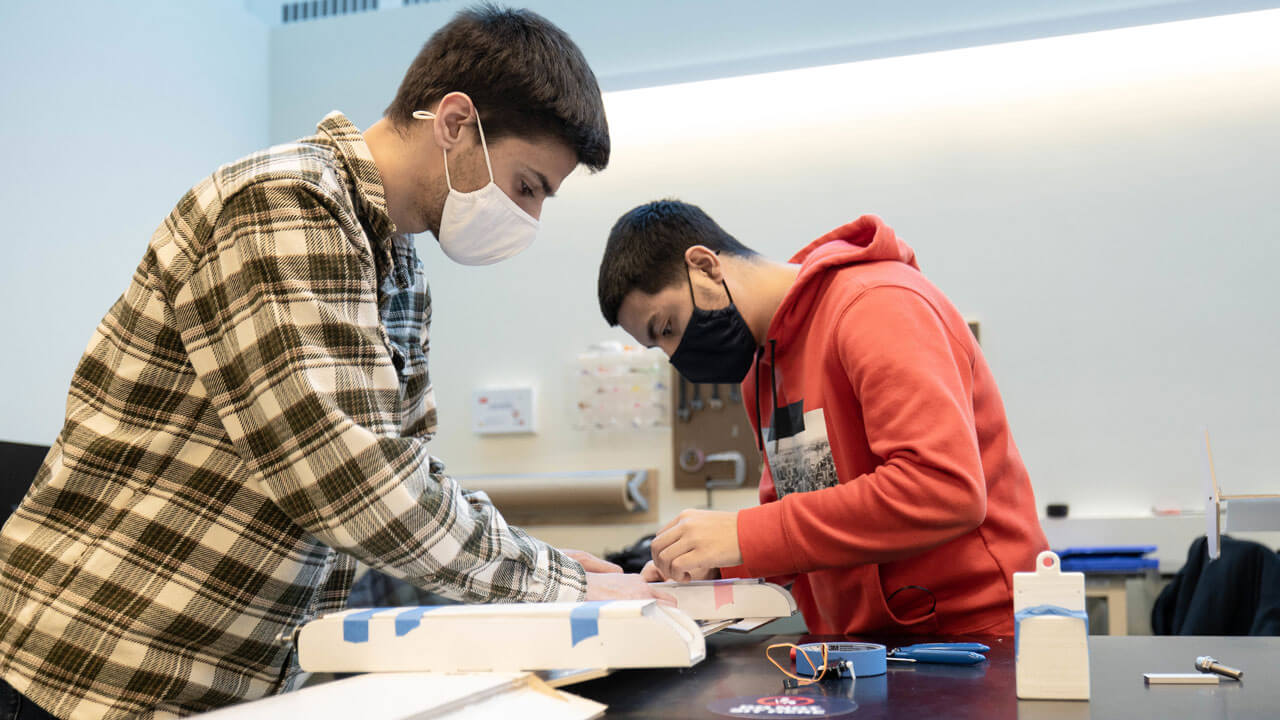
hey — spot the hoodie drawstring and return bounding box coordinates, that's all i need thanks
[753,340,779,484]
[753,347,765,453]
[768,339,778,435]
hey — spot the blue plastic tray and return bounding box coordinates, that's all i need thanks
[1055,545,1156,558]
[1059,556,1159,573]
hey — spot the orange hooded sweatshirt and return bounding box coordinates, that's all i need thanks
[726,216,1047,636]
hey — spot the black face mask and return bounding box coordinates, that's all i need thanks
[669,268,758,384]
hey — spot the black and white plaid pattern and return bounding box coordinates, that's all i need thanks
[0,112,586,719]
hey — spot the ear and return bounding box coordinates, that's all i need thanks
[432,92,478,152]
[684,245,724,282]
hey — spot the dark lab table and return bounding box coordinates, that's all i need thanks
[571,632,1280,719]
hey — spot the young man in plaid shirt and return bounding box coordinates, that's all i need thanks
[0,6,666,719]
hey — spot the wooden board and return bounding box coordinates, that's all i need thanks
[670,370,763,491]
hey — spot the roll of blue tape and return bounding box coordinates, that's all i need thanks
[796,642,887,678]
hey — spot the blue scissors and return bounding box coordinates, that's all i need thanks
[887,642,989,665]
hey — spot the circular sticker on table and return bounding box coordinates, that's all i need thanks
[707,694,858,717]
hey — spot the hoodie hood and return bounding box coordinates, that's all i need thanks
[768,215,918,345]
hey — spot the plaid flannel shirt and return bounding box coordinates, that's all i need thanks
[0,112,586,720]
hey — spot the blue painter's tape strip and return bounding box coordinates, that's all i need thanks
[342,608,387,644]
[569,601,610,647]
[394,606,437,637]
[1014,604,1089,657]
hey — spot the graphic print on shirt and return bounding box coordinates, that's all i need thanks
[765,403,837,498]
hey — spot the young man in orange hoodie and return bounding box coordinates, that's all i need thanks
[597,200,1049,636]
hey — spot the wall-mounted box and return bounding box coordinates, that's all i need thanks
[473,387,535,435]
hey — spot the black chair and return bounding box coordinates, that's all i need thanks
[1152,535,1280,635]
[0,441,49,525]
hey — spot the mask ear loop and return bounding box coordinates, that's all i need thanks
[412,104,493,191]
[412,110,454,192]
[686,254,736,309]
[472,108,495,185]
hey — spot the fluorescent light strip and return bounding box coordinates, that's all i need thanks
[604,9,1280,146]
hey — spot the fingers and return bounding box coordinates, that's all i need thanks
[650,508,702,562]
[656,537,694,580]
[583,572,628,601]
[641,560,711,585]
[581,572,681,609]
[650,525,678,562]
[669,551,712,583]
[585,572,676,603]
[563,549,622,574]
[651,522,689,578]
[651,588,678,607]
[651,509,733,582]
[657,508,703,536]
[640,560,666,582]
[655,513,682,537]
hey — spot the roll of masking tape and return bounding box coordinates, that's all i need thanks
[795,642,887,678]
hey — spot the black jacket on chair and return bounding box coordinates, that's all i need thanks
[1152,535,1280,635]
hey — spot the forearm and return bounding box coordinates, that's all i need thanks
[738,458,985,576]
[246,422,588,603]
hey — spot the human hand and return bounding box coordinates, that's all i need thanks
[640,560,665,582]
[640,559,718,583]
[561,548,622,573]
[585,572,677,606]
[651,509,742,583]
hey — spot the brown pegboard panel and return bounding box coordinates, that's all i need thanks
[670,370,763,491]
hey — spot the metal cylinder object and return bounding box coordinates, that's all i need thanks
[1195,656,1243,680]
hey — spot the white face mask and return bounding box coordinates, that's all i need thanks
[412,107,540,266]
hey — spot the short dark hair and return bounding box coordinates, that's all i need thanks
[598,200,759,326]
[386,4,609,171]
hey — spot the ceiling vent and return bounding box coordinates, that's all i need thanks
[281,0,377,24]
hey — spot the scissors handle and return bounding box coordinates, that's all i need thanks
[897,643,990,653]
[898,649,988,665]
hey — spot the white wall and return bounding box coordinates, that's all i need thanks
[0,1,269,443]
[270,7,1280,555]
